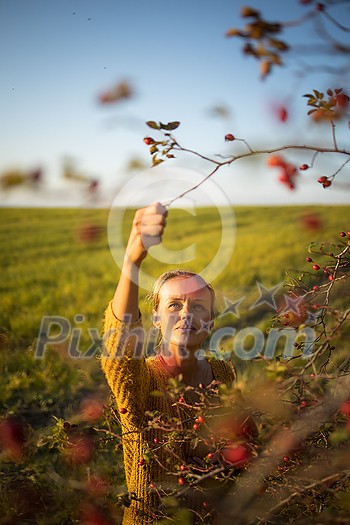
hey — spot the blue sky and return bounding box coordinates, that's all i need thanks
[1,0,350,206]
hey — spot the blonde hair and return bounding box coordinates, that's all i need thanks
[147,269,215,317]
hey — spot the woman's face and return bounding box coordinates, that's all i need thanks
[153,276,213,351]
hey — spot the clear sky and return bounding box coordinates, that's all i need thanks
[1,0,350,206]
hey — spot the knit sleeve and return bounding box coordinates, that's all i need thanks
[210,358,236,385]
[101,301,151,428]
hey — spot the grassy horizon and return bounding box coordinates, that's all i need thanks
[1,204,348,351]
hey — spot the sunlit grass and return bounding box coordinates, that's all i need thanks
[0,205,348,353]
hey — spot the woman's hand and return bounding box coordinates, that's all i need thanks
[112,203,167,322]
[125,202,168,266]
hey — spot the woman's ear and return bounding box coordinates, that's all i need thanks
[152,310,161,327]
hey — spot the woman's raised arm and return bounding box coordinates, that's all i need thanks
[112,202,167,322]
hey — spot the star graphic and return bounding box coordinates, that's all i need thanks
[219,296,245,319]
[196,319,213,334]
[250,281,283,311]
[281,294,305,315]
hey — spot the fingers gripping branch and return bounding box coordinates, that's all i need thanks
[126,203,168,264]
[136,203,168,251]
[113,203,168,322]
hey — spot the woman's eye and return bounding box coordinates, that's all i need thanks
[193,304,204,311]
[169,302,181,309]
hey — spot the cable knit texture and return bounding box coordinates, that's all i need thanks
[101,301,235,525]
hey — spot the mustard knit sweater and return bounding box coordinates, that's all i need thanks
[101,301,235,525]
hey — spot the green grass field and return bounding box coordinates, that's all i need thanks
[0,204,348,393]
[0,205,348,352]
[0,205,349,524]
[0,205,347,338]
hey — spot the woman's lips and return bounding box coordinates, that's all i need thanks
[176,325,196,332]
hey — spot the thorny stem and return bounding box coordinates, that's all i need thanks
[282,9,317,28]
[330,153,350,179]
[218,375,350,522]
[163,164,221,208]
[171,138,222,166]
[282,243,349,392]
[161,138,350,207]
[255,469,350,525]
[93,427,122,440]
[330,119,338,150]
[323,7,350,33]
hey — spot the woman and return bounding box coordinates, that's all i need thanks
[101,203,235,524]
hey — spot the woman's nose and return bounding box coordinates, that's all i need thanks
[180,304,192,319]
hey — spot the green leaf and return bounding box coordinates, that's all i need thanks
[146,121,160,130]
[159,121,180,131]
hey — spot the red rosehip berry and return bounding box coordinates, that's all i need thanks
[340,400,350,417]
[195,415,204,424]
[283,456,290,462]
[300,400,308,408]
[310,373,315,379]
[222,444,251,467]
[178,397,185,403]
[329,252,334,257]
[119,407,127,414]
[299,164,309,171]
[313,285,320,291]
[202,501,209,509]
[178,477,186,486]
[0,417,26,461]
[339,231,346,237]
[153,437,159,444]
[149,482,156,489]
[306,257,313,263]
[312,264,320,271]
[193,423,199,431]
[328,274,334,281]
[138,458,145,466]
[317,176,332,188]
[225,133,235,141]
[143,137,155,145]
[207,452,214,459]
[278,172,291,184]
[180,464,186,471]
[278,106,288,123]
